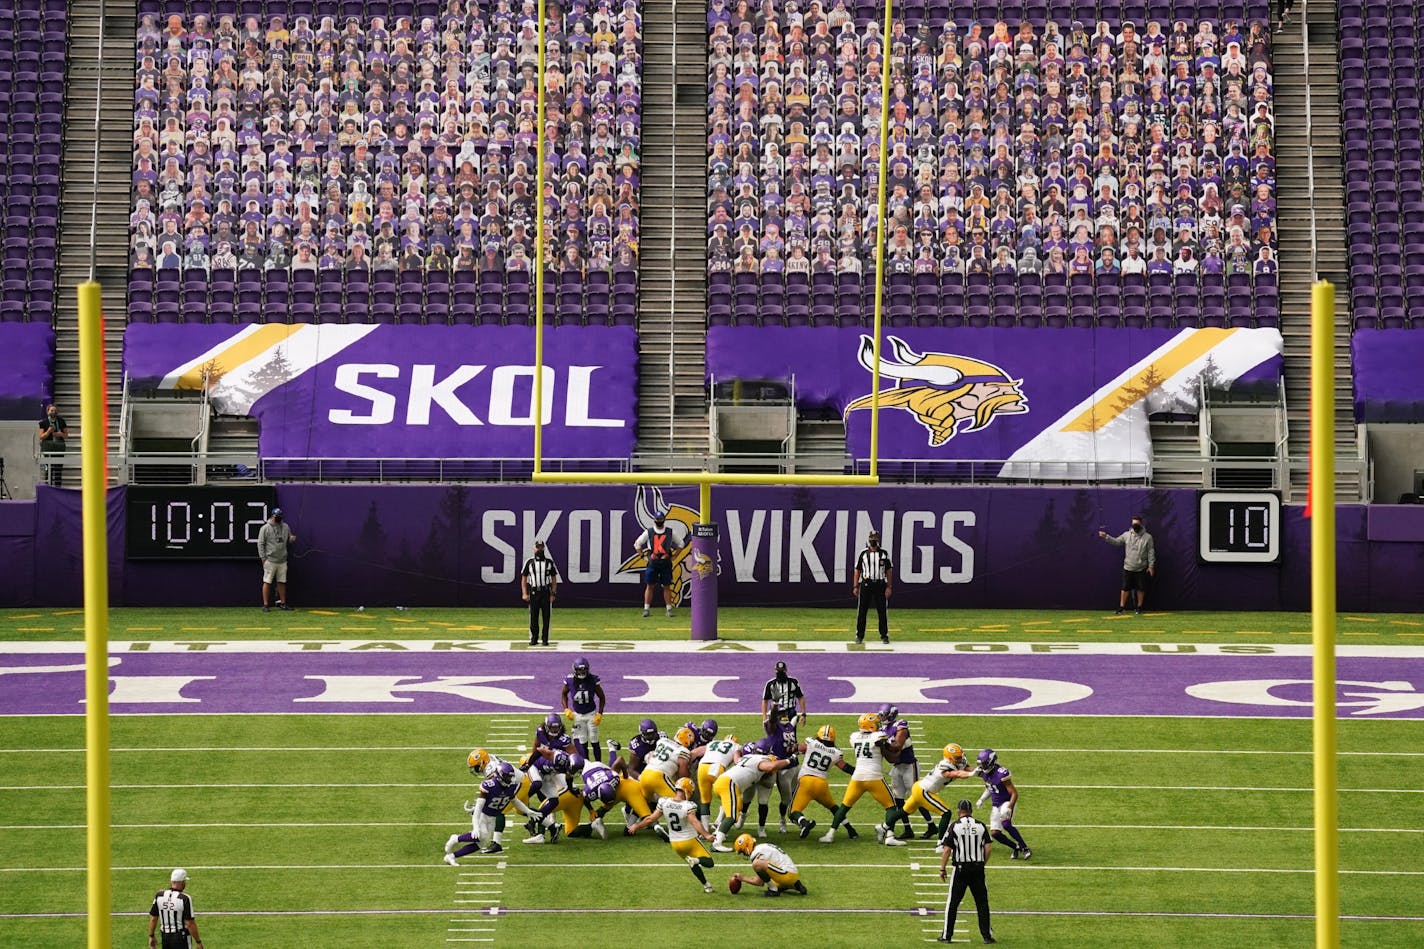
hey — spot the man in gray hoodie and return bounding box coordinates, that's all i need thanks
[257,508,297,612]
[1098,514,1156,614]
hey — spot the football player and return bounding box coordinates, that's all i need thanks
[560,657,608,761]
[696,731,740,820]
[625,718,663,778]
[787,724,859,840]
[628,777,719,893]
[568,757,652,840]
[902,744,979,840]
[444,762,539,862]
[710,745,794,852]
[521,751,582,844]
[533,712,575,758]
[879,705,928,839]
[819,712,907,846]
[639,725,698,806]
[764,706,801,833]
[729,834,808,897]
[466,748,533,816]
[975,748,1032,859]
[681,718,719,749]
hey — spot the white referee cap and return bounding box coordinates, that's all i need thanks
[170,868,188,883]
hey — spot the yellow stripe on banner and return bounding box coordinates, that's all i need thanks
[1061,328,1236,432]
[173,324,303,390]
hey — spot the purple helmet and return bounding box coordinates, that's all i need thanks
[699,718,719,741]
[977,748,997,770]
[742,737,770,755]
[496,761,517,785]
[567,753,585,773]
[572,656,590,677]
[592,779,617,804]
[878,703,899,724]
[638,718,658,741]
[544,712,565,736]
[552,751,570,772]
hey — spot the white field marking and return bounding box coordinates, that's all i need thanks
[7,781,1423,793]
[4,745,1423,757]
[493,862,1424,876]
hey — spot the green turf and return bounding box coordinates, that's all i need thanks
[0,712,1419,948]
[3,605,1423,645]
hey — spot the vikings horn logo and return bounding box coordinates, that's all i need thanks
[691,548,718,580]
[844,335,1029,446]
[617,486,699,605]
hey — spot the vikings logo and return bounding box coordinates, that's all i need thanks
[691,548,718,580]
[844,335,1029,446]
[617,486,699,605]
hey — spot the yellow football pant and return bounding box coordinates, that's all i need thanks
[791,774,836,813]
[671,836,712,861]
[840,777,895,809]
[902,784,951,817]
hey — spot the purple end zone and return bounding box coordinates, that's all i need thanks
[1,649,1422,718]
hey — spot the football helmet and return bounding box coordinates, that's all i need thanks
[675,777,696,796]
[552,751,571,772]
[675,726,697,748]
[467,749,490,775]
[857,712,880,733]
[815,724,836,745]
[878,703,900,725]
[543,712,565,736]
[592,780,617,804]
[977,748,998,771]
[567,753,585,773]
[638,718,659,742]
[699,718,719,742]
[733,833,756,857]
[943,743,964,763]
[495,761,517,786]
[742,738,769,755]
[572,656,590,677]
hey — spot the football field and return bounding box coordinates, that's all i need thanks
[1,606,1422,947]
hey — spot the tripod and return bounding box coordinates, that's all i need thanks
[0,459,11,499]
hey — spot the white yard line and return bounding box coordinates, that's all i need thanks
[1,746,1422,757]
[6,781,1421,793]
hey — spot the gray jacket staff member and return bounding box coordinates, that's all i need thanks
[37,404,67,487]
[257,507,296,612]
[937,800,995,944]
[149,868,203,949]
[1098,514,1156,614]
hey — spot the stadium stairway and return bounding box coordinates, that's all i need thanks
[1273,4,1365,501]
[52,2,134,477]
[635,0,712,464]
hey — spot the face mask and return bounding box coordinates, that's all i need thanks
[1132,522,1143,533]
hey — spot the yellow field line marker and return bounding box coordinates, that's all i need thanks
[53,610,83,616]
[1389,619,1422,627]
[1344,616,1378,623]
[10,614,41,619]
[232,626,271,631]
[16,627,55,632]
[1022,620,1054,626]
[1235,631,1272,635]
[125,627,162,631]
[1079,628,1110,633]
[388,617,415,623]
[1182,630,1219,634]
[288,626,323,631]
[307,610,341,616]
[1399,633,1424,637]
[180,627,217,631]
[761,628,796,632]
[1343,632,1373,636]
[603,627,637,632]
[921,628,966,633]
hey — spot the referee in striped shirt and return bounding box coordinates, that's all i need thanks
[148,868,203,949]
[938,800,995,943]
[853,529,894,644]
[521,539,560,646]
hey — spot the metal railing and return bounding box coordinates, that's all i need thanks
[851,458,1153,485]
[1301,0,1320,279]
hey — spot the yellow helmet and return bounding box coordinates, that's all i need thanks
[725,733,738,746]
[857,712,880,733]
[675,726,697,748]
[815,724,836,745]
[467,749,490,775]
[674,777,696,796]
[943,743,964,763]
[733,833,756,857]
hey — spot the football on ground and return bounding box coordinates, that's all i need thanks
[728,874,742,894]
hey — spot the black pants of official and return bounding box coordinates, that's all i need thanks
[528,589,551,644]
[159,931,192,949]
[856,580,889,641]
[943,862,992,942]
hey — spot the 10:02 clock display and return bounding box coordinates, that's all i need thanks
[126,486,278,559]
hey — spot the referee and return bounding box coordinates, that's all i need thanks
[521,539,560,646]
[938,800,995,944]
[148,868,203,949]
[853,529,894,644]
[761,660,806,728]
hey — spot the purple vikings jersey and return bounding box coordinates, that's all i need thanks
[764,717,799,758]
[890,720,918,765]
[582,764,619,803]
[982,765,1014,806]
[478,776,518,815]
[564,673,602,713]
[628,733,660,765]
[534,727,574,754]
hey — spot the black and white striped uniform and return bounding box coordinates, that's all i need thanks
[149,888,195,949]
[941,814,993,943]
[854,545,894,642]
[522,552,560,645]
[762,675,803,716]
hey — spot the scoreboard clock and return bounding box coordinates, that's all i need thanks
[1198,491,1282,564]
[126,486,278,559]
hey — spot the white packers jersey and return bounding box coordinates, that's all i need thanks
[750,842,797,875]
[645,736,691,777]
[657,796,702,842]
[798,737,843,780]
[700,737,739,768]
[481,754,510,779]
[918,757,962,793]
[727,753,772,788]
[531,762,569,796]
[849,729,888,781]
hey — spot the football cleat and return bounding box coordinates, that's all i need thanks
[481,843,502,855]
[778,819,788,834]
[523,833,547,844]
[883,834,907,847]
[674,726,697,748]
[798,818,816,839]
[665,606,674,617]
[764,886,781,897]
[467,749,490,775]
[642,607,650,617]
[606,738,622,753]
[713,839,734,853]
[977,748,998,771]
[444,834,461,854]
[733,833,756,857]
[873,823,887,843]
[1020,848,1032,860]
[547,822,562,844]
[922,825,940,840]
[818,829,836,843]
[793,881,808,895]
[654,825,670,842]
[443,853,459,867]
[703,882,714,894]
[591,818,607,840]
[675,776,696,796]
[845,824,859,839]
[943,743,964,763]
[857,712,880,733]
[814,724,836,745]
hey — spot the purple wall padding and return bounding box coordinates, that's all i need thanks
[1352,330,1424,422]
[0,324,56,419]
[0,501,37,605]
[0,485,1417,612]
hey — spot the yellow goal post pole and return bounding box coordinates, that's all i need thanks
[867,0,894,477]
[534,0,548,473]
[78,280,112,948]
[1309,279,1339,949]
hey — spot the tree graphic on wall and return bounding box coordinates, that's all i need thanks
[419,486,473,592]
[228,347,295,411]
